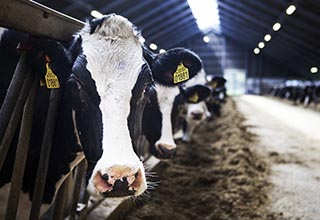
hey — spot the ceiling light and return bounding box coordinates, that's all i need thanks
[273,22,281,31]
[159,49,166,53]
[258,42,265,49]
[253,48,260,54]
[149,43,158,50]
[90,10,103,19]
[286,5,296,15]
[203,36,210,43]
[188,0,220,31]
[264,34,271,42]
[139,37,145,44]
[310,66,318,74]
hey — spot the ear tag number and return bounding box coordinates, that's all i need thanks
[173,63,189,84]
[188,92,199,103]
[45,62,60,89]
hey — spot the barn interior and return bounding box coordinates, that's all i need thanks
[0,0,319,220]
[34,0,320,94]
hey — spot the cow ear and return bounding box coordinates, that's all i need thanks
[150,48,202,87]
[183,84,211,103]
[208,76,227,89]
[90,16,107,34]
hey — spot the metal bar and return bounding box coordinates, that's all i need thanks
[69,159,87,220]
[0,0,84,42]
[52,176,69,220]
[29,88,61,220]
[0,53,28,143]
[0,69,34,171]
[5,78,38,220]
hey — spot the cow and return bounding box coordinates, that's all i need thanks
[205,75,227,117]
[142,50,211,158]
[0,14,147,218]
[178,69,212,142]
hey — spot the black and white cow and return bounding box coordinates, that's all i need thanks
[205,75,227,117]
[142,49,211,158]
[178,69,212,142]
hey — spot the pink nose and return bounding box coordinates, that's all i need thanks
[191,111,203,120]
[156,143,177,159]
[94,166,143,197]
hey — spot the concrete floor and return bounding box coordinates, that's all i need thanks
[236,95,320,220]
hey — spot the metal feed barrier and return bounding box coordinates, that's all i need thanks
[0,1,159,219]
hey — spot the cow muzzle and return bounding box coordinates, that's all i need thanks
[93,166,144,197]
[191,111,204,121]
[152,143,177,159]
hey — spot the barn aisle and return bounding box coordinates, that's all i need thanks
[122,98,281,220]
[236,95,320,220]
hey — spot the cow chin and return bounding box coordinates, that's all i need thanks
[86,160,147,199]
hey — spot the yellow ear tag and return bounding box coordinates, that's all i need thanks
[211,81,217,89]
[45,62,60,89]
[188,92,199,103]
[173,63,189,84]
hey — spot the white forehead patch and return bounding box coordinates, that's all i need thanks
[154,84,180,147]
[79,15,146,187]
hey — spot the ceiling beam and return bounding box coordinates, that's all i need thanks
[139,1,189,31]
[131,0,180,25]
[218,1,271,29]
[143,10,193,37]
[162,29,202,48]
[147,16,197,42]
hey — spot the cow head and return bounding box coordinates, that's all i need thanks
[179,70,212,142]
[70,14,153,199]
[142,48,210,159]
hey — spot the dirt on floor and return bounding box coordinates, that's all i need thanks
[121,98,284,220]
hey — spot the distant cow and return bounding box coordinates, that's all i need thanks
[142,50,211,158]
[179,69,212,142]
[206,75,227,117]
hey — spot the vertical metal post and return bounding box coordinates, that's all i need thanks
[5,78,38,220]
[0,69,34,170]
[52,176,69,220]
[69,159,87,220]
[29,88,61,220]
[0,53,28,141]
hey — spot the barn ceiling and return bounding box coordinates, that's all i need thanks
[34,0,320,78]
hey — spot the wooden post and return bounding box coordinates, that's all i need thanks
[5,78,38,220]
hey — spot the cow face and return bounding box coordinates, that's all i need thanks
[71,14,153,199]
[179,70,212,142]
[142,48,209,159]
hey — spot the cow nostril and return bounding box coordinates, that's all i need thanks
[135,171,139,178]
[102,173,109,181]
[191,112,203,120]
[113,179,129,191]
